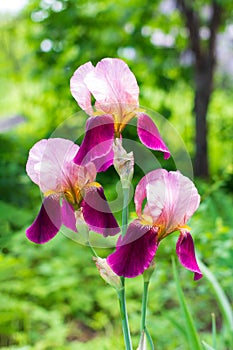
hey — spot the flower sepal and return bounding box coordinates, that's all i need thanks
[143,260,156,283]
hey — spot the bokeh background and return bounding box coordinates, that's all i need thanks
[0,0,232,349]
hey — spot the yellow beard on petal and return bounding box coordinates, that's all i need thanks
[86,181,102,189]
[64,186,83,210]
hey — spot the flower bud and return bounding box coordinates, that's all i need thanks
[93,257,122,290]
[137,331,147,350]
[113,138,134,188]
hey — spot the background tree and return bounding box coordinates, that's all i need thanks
[177,0,222,177]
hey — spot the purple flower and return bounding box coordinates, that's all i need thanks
[70,58,170,170]
[107,169,202,280]
[26,138,120,244]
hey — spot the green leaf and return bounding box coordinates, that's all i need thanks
[198,261,233,347]
[172,257,202,350]
[202,340,216,350]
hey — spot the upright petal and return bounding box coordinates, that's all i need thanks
[176,230,202,281]
[165,171,200,230]
[70,61,95,114]
[137,113,170,159]
[134,169,167,218]
[147,170,200,233]
[140,170,200,233]
[84,58,139,117]
[81,186,120,236]
[26,138,79,194]
[61,200,77,232]
[26,197,61,244]
[107,220,158,278]
[73,115,115,172]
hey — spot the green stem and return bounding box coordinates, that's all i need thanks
[211,313,216,349]
[117,184,132,349]
[85,240,98,257]
[117,277,133,350]
[140,279,154,350]
[141,281,149,332]
[122,186,130,237]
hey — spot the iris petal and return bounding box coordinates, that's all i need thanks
[107,220,158,278]
[137,113,170,159]
[176,230,202,280]
[70,61,95,115]
[26,197,61,244]
[61,200,77,232]
[73,115,115,172]
[84,58,139,116]
[81,186,120,237]
[26,138,79,194]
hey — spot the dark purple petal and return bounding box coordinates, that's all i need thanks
[90,148,114,172]
[107,220,158,278]
[176,230,202,281]
[26,197,61,244]
[137,113,170,159]
[61,200,77,232]
[81,186,120,236]
[73,115,115,172]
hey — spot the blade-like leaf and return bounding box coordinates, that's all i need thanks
[172,257,202,350]
[198,261,233,348]
[202,340,216,350]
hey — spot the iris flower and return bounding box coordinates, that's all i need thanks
[107,169,202,280]
[70,58,170,169]
[26,138,120,244]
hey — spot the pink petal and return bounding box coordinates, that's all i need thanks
[176,230,202,281]
[149,171,200,231]
[138,169,200,233]
[166,171,200,228]
[81,186,120,236]
[137,113,170,159]
[26,138,79,194]
[61,200,77,232]
[70,61,95,114]
[134,168,167,218]
[107,220,158,278]
[84,58,139,116]
[26,197,61,244]
[73,115,114,172]
[64,161,97,190]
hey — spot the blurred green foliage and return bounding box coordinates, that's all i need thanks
[0,0,232,349]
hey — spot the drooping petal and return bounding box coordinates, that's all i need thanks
[70,61,95,114]
[26,138,79,194]
[107,220,158,278]
[81,186,120,236]
[176,230,202,281]
[61,199,77,232]
[84,58,139,117]
[73,115,115,172]
[137,113,170,159]
[26,197,61,244]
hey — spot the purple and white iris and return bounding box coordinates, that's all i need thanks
[26,138,120,244]
[107,169,202,280]
[70,58,170,170]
